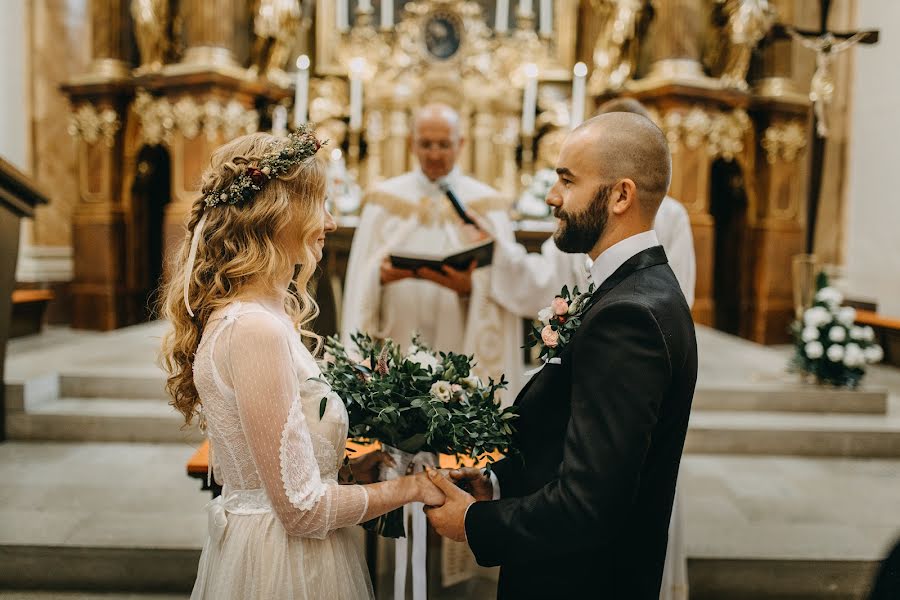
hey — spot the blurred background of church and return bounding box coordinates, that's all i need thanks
[2,1,900,599]
[2,0,896,343]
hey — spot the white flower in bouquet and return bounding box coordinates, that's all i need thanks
[826,344,845,362]
[516,169,556,218]
[801,326,820,343]
[462,374,482,389]
[837,306,857,327]
[408,350,440,372]
[815,286,844,307]
[863,326,876,342]
[804,306,831,328]
[828,326,847,343]
[537,307,554,326]
[430,380,454,403]
[850,326,866,340]
[843,343,865,368]
[865,345,884,364]
[805,341,824,359]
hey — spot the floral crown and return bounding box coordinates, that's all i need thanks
[203,127,324,208]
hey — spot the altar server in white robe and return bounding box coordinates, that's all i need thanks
[483,98,693,600]
[341,103,523,399]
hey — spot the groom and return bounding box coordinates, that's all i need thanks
[425,112,698,599]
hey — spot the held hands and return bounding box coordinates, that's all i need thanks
[449,467,493,501]
[423,468,476,543]
[414,470,447,507]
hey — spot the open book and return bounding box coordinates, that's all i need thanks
[389,239,494,272]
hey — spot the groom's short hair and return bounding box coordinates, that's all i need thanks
[575,112,671,217]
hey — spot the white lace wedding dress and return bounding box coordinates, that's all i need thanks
[190,299,374,599]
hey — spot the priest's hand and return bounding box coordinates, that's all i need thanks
[449,467,493,501]
[380,258,416,285]
[423,468,475,543]
[416,260,477,296]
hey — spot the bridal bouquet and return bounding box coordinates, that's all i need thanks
[318,332,517,537]
[791,276,883,388]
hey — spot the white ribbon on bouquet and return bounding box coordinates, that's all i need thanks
[380,444,439,600]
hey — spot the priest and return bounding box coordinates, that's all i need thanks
[341,103,523,398]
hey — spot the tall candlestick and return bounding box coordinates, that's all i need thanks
[294,55,310,127]
[272,105,288,137]
[381,0,393,28]
[571,62,587,129]
[336,1,348,31]
[349,58,365,131]
[539,0,552,35]
[495,0,509,33]
[521,63,538,136]
[519,0,533,16]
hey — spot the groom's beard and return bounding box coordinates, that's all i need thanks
[553,184,613,254]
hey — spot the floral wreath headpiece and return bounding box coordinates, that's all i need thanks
[184,128,325,317]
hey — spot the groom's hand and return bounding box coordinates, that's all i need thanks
[423,468,474,543]
[449,467,493,501]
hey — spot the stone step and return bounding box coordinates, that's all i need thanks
[6,398,201,444]
[692,384,888,415]
[686,411,900,458]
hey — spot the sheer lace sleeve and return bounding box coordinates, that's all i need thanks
[222,311,369,539]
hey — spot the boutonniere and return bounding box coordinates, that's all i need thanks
[526,284,597,360]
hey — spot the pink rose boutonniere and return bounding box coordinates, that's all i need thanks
[527,284,597,360]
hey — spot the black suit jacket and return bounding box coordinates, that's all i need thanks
[466,245,698,599]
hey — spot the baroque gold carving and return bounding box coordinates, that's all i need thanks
[131,0,177,72]
[761,121,807,164]
[133,91,260,145]
[708,0,776,90]
[249,0,303,84]
[588,0,652,95]
[653,107,750,160]
[67,105,121,147]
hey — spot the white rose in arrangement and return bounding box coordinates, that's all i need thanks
[863,326,876,342]
[462,374,482,389]
[804,306,831,328]
[826,344,845,362]
[408,350,440,372]
[837,306,857,327]
[828,326,847,343]
[801,326,820,343]
[843,343,865,368]
[850,326,866,341]
[864,345,884,364]
[805,341,824,359]
[430,380,454,403]
[815,286,844,307]
[537,307,554,325]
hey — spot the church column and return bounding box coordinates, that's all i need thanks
[643,0,708,84]
[87,0,132,79]
[179,0,241,69]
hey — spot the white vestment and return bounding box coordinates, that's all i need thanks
[341,168,524,400]
[491,196,696,317]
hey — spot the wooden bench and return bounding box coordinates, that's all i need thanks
[10,288,54,338]
[856,309,900,367]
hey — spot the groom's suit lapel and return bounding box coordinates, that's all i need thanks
[513,245,669,406]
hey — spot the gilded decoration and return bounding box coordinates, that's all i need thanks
[249,0,304,85]
[707,0,776,91]
[762,121,807,164]
[133,90,259,146]
[67,105,121,147]
[588,0,652,95]
[650,107,750,161]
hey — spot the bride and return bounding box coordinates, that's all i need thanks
[159,130,444,599]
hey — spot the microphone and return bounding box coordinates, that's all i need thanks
[437,179,479,228]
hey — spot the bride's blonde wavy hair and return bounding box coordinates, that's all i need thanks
[159,132,327,426]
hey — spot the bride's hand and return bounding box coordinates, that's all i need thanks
[413,470,446,507]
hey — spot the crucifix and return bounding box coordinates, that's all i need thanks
[771,0,878,254]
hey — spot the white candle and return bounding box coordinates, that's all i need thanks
[272,105,288,137]
[349,58,365,131]
[521,63,539,136]
[381,0,392,28]
[495,0,509,33]
[336,1,348,31]
[539,0,552,35]
[519,0,533,16]
[293,55,310,127]
[571,62,587,128]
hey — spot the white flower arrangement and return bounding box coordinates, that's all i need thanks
[791,279,882,388]
[516,168,557,218]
